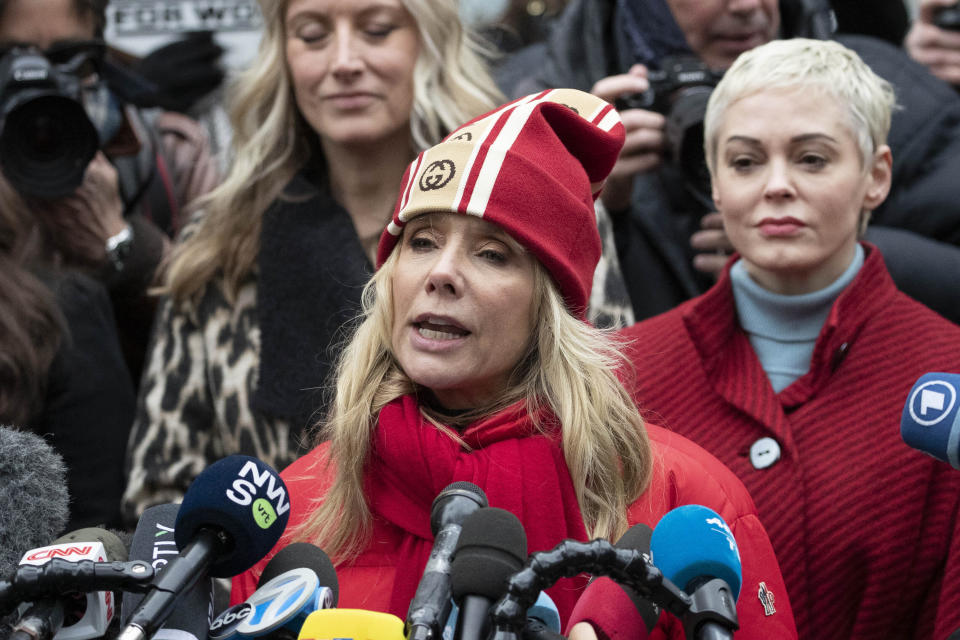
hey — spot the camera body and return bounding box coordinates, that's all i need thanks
[615,56,724,210]
[935,2,960,30]
[0,46,99,199]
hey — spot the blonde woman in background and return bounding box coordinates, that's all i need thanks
[122,0,504,521]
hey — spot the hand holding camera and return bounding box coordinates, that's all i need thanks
[590,64,667,212]
[30,152,127,269]
[905,0,960,86]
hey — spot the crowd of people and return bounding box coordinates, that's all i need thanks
[2,0,959,638]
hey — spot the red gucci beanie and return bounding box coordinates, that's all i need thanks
[376,88,625,317]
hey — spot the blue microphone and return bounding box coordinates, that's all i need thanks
[117,456,290,640]
[900,372,960,469]
[650,505,742,600]
[232,543,339,640]
[651,505,742,640]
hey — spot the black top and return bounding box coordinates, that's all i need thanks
[29,271,135,531]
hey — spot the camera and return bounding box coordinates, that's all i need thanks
[0,46,100,199]
[615,56,724,210]
[935,2,960,30]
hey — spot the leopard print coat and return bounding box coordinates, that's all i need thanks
[122,279,298,522]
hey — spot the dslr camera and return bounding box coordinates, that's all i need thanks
[0,45,100,199]
[935,2,960,30]
[615,56,724,210]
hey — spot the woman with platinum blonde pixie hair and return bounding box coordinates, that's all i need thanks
[232,88,798,639]
[121,0,506,521]
[618,39,960,639]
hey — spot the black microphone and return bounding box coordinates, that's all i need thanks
[0,427,70,579]
[117,455,290,640]
[10,527,127,640]
[122,504,215,640]
[450,508,527,640]
[613,523,660,633]
[405,481,488,640]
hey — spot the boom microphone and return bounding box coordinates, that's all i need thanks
[117,456,290,640]
[0,427,70,578]
[900,372,960,469]
[450,507,527,640]
[650,505,742,639]
[405,481,488,640]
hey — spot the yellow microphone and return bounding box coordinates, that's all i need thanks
[297,609,405,640]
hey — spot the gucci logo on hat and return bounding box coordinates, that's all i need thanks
[419,159,456,191]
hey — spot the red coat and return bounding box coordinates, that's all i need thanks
[617,245,960,640]
[232,416,797,639]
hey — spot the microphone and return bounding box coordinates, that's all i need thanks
[519,591,561,640]
[122,504,215,640]
[650,505,742,640]
[405,482,488,640]
[612,523,659,632]
[450,507,527,640]
[900,372,960,469]
[118,455,291,640]
[566,524,657,640]
[231,543,339,639]
[10,528,126,640]
[0,427,70,579]
[297,609,405,640]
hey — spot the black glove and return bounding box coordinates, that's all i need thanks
[135,30,225,112]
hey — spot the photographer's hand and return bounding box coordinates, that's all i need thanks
[906,0,960,86]
[591,64,666,212]
[33,152,127,268]
[690,211,733,279]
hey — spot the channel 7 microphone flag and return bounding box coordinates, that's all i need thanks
[901,372,960,469]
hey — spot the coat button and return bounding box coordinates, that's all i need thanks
[750,437,781,470]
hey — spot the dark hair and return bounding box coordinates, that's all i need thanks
[0,0,108,37]
[0,175,64,426]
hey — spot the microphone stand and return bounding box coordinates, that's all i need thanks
[486,539,737,640]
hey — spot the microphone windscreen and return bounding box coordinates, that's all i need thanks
[430,481,488,535]
[297,609,405,640]
[650,505,743,600]
[901,372,960,469]
[54,528,128,562]
[526,591,561,632]
[0,426,69,577]
[450,507,528,601]
[257,542,339,606]
[613,523,659,631]
[175,455,291,577]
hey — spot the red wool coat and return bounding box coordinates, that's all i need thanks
[231,397,797,639]
[617,244,960,640]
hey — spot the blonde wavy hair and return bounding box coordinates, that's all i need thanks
[292,244,653,561]
[161,0,504,306]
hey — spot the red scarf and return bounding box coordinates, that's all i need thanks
[364,394,590,623]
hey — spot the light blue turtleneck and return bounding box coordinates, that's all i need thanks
[730,244,865,393]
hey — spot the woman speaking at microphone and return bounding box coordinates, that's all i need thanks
[232,89,798,638]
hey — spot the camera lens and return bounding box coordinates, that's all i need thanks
[0,94,99,199]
